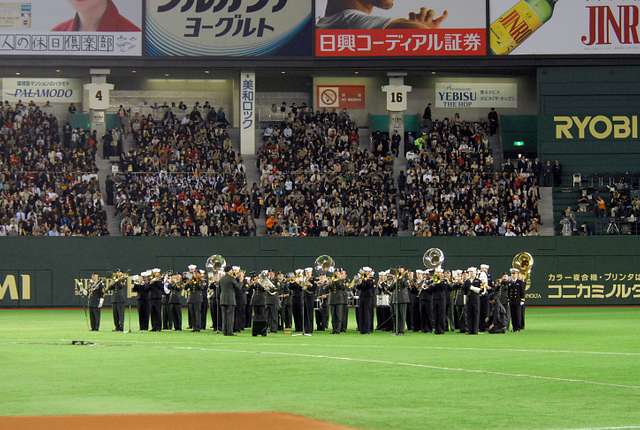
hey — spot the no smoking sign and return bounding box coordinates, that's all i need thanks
[318,87,340,108]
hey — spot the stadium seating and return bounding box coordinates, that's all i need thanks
[0,103,108,236]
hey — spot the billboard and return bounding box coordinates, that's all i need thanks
[435,82,518,109]
[145,0,313,56]
[0,0,142,56]
[490,0,640,55]
[316,85,365,109]
[315,0,486,57]
[2,77,82,103]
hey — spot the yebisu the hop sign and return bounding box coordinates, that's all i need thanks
[144,0,313,56]
[435,82,518,109]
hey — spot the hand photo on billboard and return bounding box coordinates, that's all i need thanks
[52,0,141,32]
[316,0,448,30]
[315,0,487,57]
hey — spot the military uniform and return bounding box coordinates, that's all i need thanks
[328,279,347,333]
[418,280,434,333]
[234,281,247,332]
[464,277,481,335]
[266,283,280,333]
[132,281,149,331]
[168,281,183,330]
[432,279,448,335]
[303,281,317,334]
[219,273,240,336]
[356,277,375,334]
[148,278,164,331]
[390,276,410,335]
[186,278,203,332]
[507,278,525,332]
[110,279,126,331]
[88,279,105,331]
[161,281,172,330]
[289,281,304,332]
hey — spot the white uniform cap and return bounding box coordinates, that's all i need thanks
[362,267,373,272]
[480,264,490,270]
[305,267,313,273]
[232,266,240,271]
[132,275,141,282]
[152,268,161,274]
[467,267,477,273]
[435,268,444,274]
[295,269,303,274]
[510,268,520,274]
[199,270,205,274]
[142,271,151,277]
[188,265,197,271]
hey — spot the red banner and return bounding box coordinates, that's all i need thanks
[316,29,486,57]
[317,85,365,109]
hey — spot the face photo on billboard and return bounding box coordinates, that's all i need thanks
[51,0,141,32]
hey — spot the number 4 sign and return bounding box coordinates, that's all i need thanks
[382,84,412,112]
[84,83,114,111]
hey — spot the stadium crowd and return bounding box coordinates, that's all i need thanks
[0,102,108,236]
[399,120,541,236]
[257,108,398,237]
[113,104,254,236]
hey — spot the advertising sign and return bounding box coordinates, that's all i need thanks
[490,0,640,55]
[435,82,518,109]
[2,77,82,103]
[315,0,486,57]
[145,0,313,56]
[0,0,142,56]
[317,85,365,109]
[240,71,256,155]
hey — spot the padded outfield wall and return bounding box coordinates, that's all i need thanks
[0,238,639,308]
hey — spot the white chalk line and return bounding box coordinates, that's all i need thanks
[2,337,639,358]
[546,427,640,430]
[126,342,640,391]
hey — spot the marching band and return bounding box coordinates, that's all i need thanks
[80,250,532,337]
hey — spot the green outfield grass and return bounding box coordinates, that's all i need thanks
[0,307,638,430]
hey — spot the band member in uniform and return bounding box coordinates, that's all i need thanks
[289,269,304,332]
[408,271,420,332]
[161,273,172,331]
[234,270,248,333]
[327,270,347,334]
[88,273,105,331]
[417,270,434,333]
[199,269,209,332]
[464,267,481,335]
[279,274,292,330]
[355,267,376,334]
[132,272,150,331]
[219,266,240,336]
[507,268,525,332]
[185,265,203,332]
[451,270,466,332]
[207,270,220,331]
[316,276,330,332]
[497,273,510,329]
[488,289,508,334]
[479,264,492,332]
[265,271,280,333]
[168,273,183,330]
[390,267,410,335]
[250,273,268,336]
[109,270,127,332]
[148,268,163,331]
[303,268,316,334]
[432,268,448,335]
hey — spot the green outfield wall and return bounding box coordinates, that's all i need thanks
[1,237,639,307]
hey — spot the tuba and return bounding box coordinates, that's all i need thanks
[423,248,445,270]
[314,255,335,274]
[206,255,226,275]
[512,252,534,280]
